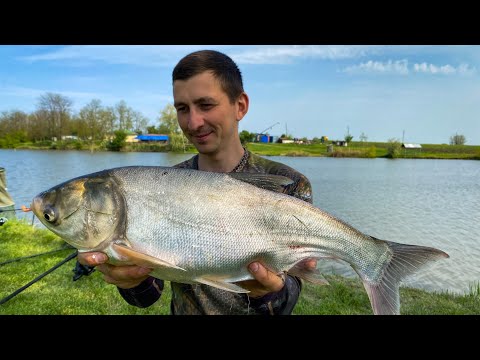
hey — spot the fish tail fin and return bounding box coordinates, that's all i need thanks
[362,239,449,315]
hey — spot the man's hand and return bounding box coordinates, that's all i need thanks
[238,259,317,298]
[77,252,152,289]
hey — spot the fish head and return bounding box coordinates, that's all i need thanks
[31,173,125,251]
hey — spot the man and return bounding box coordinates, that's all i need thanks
[78,50,316,315]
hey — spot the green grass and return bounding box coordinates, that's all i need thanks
[1,220,479,314]
[294,277,480,315]
[246,142,480,160]
[0,220,170,315]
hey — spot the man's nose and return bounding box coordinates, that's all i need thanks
[187,109,205,131]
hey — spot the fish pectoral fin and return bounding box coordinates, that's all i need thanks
[111,243,186,271]
[196,277,250,293]
[288,258,330,285]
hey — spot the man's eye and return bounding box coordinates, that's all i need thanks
[200,104,214,110]
[176,107,187,113]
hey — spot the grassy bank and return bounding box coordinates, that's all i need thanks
[1,220,478,315]
[247,142,480,160]
[5,140,480,160]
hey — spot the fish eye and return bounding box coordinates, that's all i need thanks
[43,207,57,223]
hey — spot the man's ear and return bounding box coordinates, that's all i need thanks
[236,92,249,121]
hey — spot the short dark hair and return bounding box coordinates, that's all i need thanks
[172,50,244,104]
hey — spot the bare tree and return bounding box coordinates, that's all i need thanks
[102,106,117,135]
[78,99,105,141]
[450,133,466,145]
[28,110,50,141]
[115,100,133,131]
[37,93,73,140]
[131,110,149,134]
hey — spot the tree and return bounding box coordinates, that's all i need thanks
[78,99,105,141]
[158,103,181,135]
[37,93,73,140]
[115,100,131,131]
[239,130,254,145]
[0,110,29,145]
[131,110,149,135]
[344,134,354,143]
[450,133,466,145]
[101,106,117,136]
[386,138,401,158]
[106,130,128,151]
[146,125,158,134]
[29,110,50,141]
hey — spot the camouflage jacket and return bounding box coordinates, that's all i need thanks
[118,149,313,315]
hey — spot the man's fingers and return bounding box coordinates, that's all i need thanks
[304,259,317,270]
[97,263,152,281]
[77,252,108,266]
[248,262,284,292]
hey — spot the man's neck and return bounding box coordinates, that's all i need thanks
[198,143,245,173]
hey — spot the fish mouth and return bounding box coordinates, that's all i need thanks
[30,196,44,219]
[31,196,58,224]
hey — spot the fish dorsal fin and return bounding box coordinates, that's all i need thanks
[227,173,293,193]
[196,277,250,293]
[111,243,186,271]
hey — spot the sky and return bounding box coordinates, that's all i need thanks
[0,45,479,145]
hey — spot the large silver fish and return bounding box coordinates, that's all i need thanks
[31,166,449,315]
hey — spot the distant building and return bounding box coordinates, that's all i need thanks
[402,143,422,149]
[333,140,348,146]
[125,135,139,143]
[61,135,78,140]
[255,134,279,143]
[136,134,169,143]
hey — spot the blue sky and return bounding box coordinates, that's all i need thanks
[1,45,479,145]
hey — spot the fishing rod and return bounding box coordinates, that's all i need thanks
[0,244,74,267]
[0,250,78,306]
[0,205,31,213]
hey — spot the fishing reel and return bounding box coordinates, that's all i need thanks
[72,260,96,281]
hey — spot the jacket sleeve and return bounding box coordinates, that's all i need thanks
[117,276,164,308]
[246,275,302,315]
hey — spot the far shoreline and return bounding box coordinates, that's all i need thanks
[3,141,479,161]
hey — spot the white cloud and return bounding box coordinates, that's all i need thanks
[413,62,476,75]
[19,45,223,67]
[342,60,477,76]
[231,45,381,64]
[18,45,383,67]
[0,85,114,101]
[342,59,409,75]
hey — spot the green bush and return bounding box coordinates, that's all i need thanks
[106,130,127,151]
[386,138,401,158]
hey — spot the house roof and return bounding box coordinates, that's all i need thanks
[136,134,169,141]
[402,143,422,148]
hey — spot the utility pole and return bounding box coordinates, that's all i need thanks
[285,123,288,137]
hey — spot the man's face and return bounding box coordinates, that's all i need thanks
[173,71,247,155]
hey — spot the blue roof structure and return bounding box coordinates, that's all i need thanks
[136,134,169,141]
